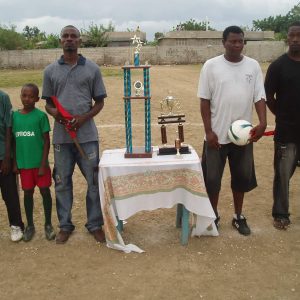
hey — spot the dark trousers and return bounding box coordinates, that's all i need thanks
[272,142,299,219]
[0,161,24,230]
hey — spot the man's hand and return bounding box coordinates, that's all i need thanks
[12,161,19,174]
[0,157,11,175]
[249,123,267,142]
[206,131,221,149]
[38,166,46,176]
[69,115,87,131]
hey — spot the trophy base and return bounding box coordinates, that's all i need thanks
[124,147,153,158]
[158,145,191,155]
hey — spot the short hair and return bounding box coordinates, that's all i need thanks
[223,26,244,41]
[288,21,300,29]
[60,25,80,38]
[22,83,39,97]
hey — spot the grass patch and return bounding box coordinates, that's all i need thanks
[0,67,124,89]
[0,70,43,88]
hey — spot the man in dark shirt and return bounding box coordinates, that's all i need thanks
[265,21,300,230]
[0,90,24,241]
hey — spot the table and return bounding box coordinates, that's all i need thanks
[98,146,218,253]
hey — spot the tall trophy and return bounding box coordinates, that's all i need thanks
[158,95,190,155]
[122,32,152,158]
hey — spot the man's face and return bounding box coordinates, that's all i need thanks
[223,32,244,59]
[287,25,300,54]
[60,27,81,52]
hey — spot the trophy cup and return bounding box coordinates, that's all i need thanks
[158,95,190,155]
[122,32,152,158]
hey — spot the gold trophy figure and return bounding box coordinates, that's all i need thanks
[157,95,190,155]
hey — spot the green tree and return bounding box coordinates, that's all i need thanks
[146,32,164,46]
[252,3,300,39]
[173,18,215,31]
[22,25,47,48]
[154,32,164,40]
[39,33,60,49]
[0,25,26,50]
[82,22,115,47]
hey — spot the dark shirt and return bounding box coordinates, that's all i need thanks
[0,90,12,160]
[265,54,300,143]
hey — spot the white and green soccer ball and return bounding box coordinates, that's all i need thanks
[228,120,253,146]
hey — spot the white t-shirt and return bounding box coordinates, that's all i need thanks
[197,54,265,144]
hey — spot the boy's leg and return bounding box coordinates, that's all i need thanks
[36,166,53,226]
[40,187,52,226]
[24,189,34,226]
[40,187,56,241]
[22,189,36,242]
[19,169,36,241]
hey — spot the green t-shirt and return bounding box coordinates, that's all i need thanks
[12,108,50,169]
[0,91,12,160]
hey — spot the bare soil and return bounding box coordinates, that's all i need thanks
[0,65,299,300]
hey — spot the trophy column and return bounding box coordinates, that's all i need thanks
[122,64,152,158]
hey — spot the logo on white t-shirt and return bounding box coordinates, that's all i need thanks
[245,74,253,83]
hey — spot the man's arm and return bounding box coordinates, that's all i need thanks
[264,63,277,115]
[45,98,66,123]
[249,99,267,142]
[1,127,12,175]
[265,90,276,115]
[200,98,220,149]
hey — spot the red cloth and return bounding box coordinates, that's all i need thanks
[50,96,76,139]
[263,130,275,136]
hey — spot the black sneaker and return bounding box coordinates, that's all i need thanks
[297,160,300,167]
[45,224,56,240]
[232,215,251,236]
[23,225,35,242]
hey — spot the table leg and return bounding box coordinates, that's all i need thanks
[116,217,124,232]
[176,204,183,228]
[181,205,190,246]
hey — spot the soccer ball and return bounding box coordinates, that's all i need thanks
[228,120,253,146]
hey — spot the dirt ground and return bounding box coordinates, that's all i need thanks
[0,65,299,300]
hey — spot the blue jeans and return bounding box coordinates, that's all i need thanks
[273,142,299,219]
[53,141,103,232]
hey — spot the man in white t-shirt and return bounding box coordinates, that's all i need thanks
[197,26,267,236]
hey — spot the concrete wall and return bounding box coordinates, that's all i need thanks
[0,41,285,69]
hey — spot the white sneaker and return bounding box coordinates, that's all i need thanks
[10,226,23,242]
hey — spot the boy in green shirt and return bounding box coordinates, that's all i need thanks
[12,83,55,241]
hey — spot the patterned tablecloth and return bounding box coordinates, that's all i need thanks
[98,146,218,253]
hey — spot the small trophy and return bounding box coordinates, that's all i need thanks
[157,95,190,155]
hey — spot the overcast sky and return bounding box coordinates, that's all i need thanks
[0,0,299,40]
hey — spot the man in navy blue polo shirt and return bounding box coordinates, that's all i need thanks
[42,25,107,244]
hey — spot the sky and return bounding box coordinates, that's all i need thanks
[0,0,299,41]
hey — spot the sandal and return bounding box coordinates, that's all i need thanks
[273,218,290,230]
